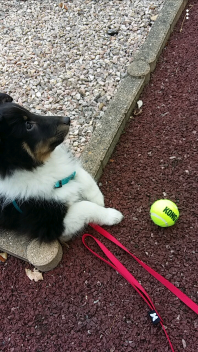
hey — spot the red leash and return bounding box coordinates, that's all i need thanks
[82,224,198,352]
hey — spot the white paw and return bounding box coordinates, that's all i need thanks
[103,208,124,226]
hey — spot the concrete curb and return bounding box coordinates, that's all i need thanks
[81,0,188,180]
[0,229,63,272]
[0,0,188,271]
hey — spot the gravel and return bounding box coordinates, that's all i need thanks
[0,0,165,156]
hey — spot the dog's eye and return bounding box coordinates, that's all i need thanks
[26,121,34,131]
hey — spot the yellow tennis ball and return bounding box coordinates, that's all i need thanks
[150,199,179,227]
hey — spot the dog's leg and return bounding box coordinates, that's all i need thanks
[61,201,123,241]
[76,168,105,206]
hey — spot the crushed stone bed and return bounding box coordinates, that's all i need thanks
[0,0,164,156]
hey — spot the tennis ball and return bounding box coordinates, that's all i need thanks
[150,199,179,227]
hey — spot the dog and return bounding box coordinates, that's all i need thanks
[0,93,123,243]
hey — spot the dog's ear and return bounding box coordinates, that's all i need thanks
[0,93,13,105]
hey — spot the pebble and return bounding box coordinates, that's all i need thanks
[107,28,120,36]
[0,0,165,155]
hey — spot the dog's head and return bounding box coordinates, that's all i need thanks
[0,93,70,174]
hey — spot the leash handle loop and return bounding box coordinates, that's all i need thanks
[82,231,174,351]
[82,233,161,316]
[89,224,198,315]
[82,231,175,352]
[82,224,198,352]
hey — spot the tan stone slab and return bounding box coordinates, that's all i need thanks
[0,228,63,272]
[27,239,63,272]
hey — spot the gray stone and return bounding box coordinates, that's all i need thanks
[133,0,188,72]
[127,60,150,79]
[81,0,188,181]
[81,75,145,179]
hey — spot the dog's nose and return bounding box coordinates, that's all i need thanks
[63,116,70,125]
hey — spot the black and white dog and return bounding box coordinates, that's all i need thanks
[0,93,123,243]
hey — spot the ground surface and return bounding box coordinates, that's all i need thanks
[0,0,164,156]
[0,1,198,352]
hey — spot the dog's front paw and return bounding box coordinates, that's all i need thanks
[103,208,123,226]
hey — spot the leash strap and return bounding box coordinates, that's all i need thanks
[82,224,198,352]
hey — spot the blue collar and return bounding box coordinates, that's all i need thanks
[12,171,76,213]
[54,171,76,189]
[12,200,23,213]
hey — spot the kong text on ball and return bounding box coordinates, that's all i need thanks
[150,199,179,227]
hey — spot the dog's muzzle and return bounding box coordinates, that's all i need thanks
[62,116,70,126]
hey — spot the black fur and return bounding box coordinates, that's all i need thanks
[0,197,67,242]
[0,93,70,177]
[0,93,70,242]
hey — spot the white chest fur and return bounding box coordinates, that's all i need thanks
[0,144,82,205]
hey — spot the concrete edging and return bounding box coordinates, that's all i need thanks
[0,228,63,272]
[0,0,188,271]
[81,0,188,180]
